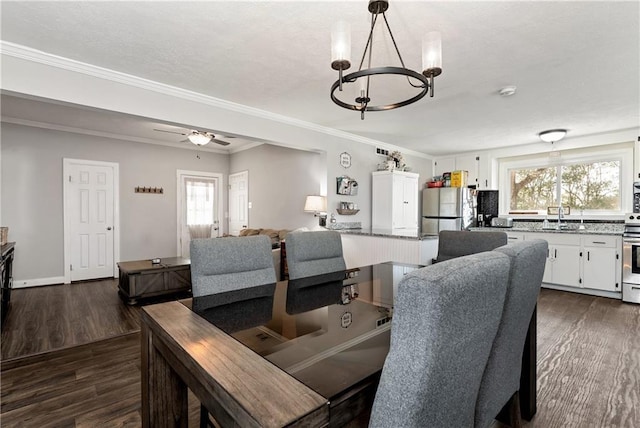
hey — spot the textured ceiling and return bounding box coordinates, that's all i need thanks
[1,1,639,156]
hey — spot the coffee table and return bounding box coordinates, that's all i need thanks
[118,257,191,305]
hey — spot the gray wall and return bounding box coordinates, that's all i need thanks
[229,144,325,230]
[1,121,432,284]
[324,143,432,228]
[1,122,229,282]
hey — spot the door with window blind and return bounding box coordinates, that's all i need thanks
[177,171,222,258]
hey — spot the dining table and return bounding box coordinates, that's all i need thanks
[141,261,537,427]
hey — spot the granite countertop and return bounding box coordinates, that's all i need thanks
[337,228,438,241]
[470,221,624,236]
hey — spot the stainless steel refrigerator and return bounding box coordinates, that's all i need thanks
[421,187,474,236]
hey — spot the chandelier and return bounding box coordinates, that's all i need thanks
[330,0,442,120]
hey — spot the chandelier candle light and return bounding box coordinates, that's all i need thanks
[330,0,442,119]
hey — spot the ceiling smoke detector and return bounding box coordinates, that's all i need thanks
[499,86,517,97]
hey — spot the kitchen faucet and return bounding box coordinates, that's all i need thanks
[556,205,565,230]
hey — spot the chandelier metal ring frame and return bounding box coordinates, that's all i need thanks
[329,0,442,120]
[330,67,430,112]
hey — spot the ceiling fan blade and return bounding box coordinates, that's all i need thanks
[211,138,231,146]
[153,128,187,135]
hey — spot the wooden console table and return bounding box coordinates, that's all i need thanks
[1,242,16,325]
[118,257,191,305]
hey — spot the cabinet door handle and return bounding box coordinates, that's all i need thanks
[554,249,557,258]
[587,251,590,261]
[591,241,606,245]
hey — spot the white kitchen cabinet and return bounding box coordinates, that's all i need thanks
[582,236,621,292]
[527,233,581,287]
[634,137,640,180]
[548,244,582,287]
[454,154,478,187]
[372,171,419,229]
[526,232,621,294]
[433,157,455,177]
[434,154,491,189]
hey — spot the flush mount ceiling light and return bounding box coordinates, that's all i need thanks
[539,129,567,143]
[187,131,214,146]
[330,0,442,120]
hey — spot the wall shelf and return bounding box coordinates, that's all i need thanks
[337,209,360,215]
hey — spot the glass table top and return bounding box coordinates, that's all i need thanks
[190,261,422,400]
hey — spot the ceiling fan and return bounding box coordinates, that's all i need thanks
[153,128,231,146]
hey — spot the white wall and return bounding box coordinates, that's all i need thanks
[1,122,229,284]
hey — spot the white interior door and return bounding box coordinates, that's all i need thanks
[229,171,249,236]
[64,160,117,282]
[177,170,223,258]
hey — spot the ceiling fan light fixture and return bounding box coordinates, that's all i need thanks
[539,129,567,143]
[330,0,442,120]
[187,131,213,146]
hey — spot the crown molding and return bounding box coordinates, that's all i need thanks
[1,116,235,155]
[0,41,431,159]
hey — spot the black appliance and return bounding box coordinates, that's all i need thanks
[633,182,640,213]
[476,190,499,227]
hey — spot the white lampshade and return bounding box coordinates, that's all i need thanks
[188,132,212,146]
[331,21,351,64]
[539,129,567,143]
[422,31,442,73]
[304,195,327,212]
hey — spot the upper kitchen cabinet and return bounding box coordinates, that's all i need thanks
[634,136,640,180]
[433,157,455,177]
[372,171,419,229]
[434,154,491,189]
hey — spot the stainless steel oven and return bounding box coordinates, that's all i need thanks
[622,214,640,303]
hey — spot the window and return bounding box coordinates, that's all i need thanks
[185,178,215,225]
[500,144,632,217]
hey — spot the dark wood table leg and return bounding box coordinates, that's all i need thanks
[141,322,188,428]
[520,306,537,420]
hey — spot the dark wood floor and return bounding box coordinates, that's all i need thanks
[1,279,140,361]
[1,282,639,427]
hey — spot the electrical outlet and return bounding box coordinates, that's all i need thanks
[376,316,391,328]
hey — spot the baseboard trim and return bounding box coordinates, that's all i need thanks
[542,283,622,300]
[12,276,66,289]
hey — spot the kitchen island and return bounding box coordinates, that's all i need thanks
[337,228,438,268]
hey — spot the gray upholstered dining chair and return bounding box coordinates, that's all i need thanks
[433,230,508,263]
[369,251,512,428]
[285,230,346,280]
[190,235,277,428]
[474,239,548,428]
[190,235,276,299]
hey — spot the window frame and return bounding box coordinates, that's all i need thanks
[498,145,632,219]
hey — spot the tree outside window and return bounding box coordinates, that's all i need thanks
[510,160,620,213]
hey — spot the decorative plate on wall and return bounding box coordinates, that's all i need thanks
[339,152,352,168]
